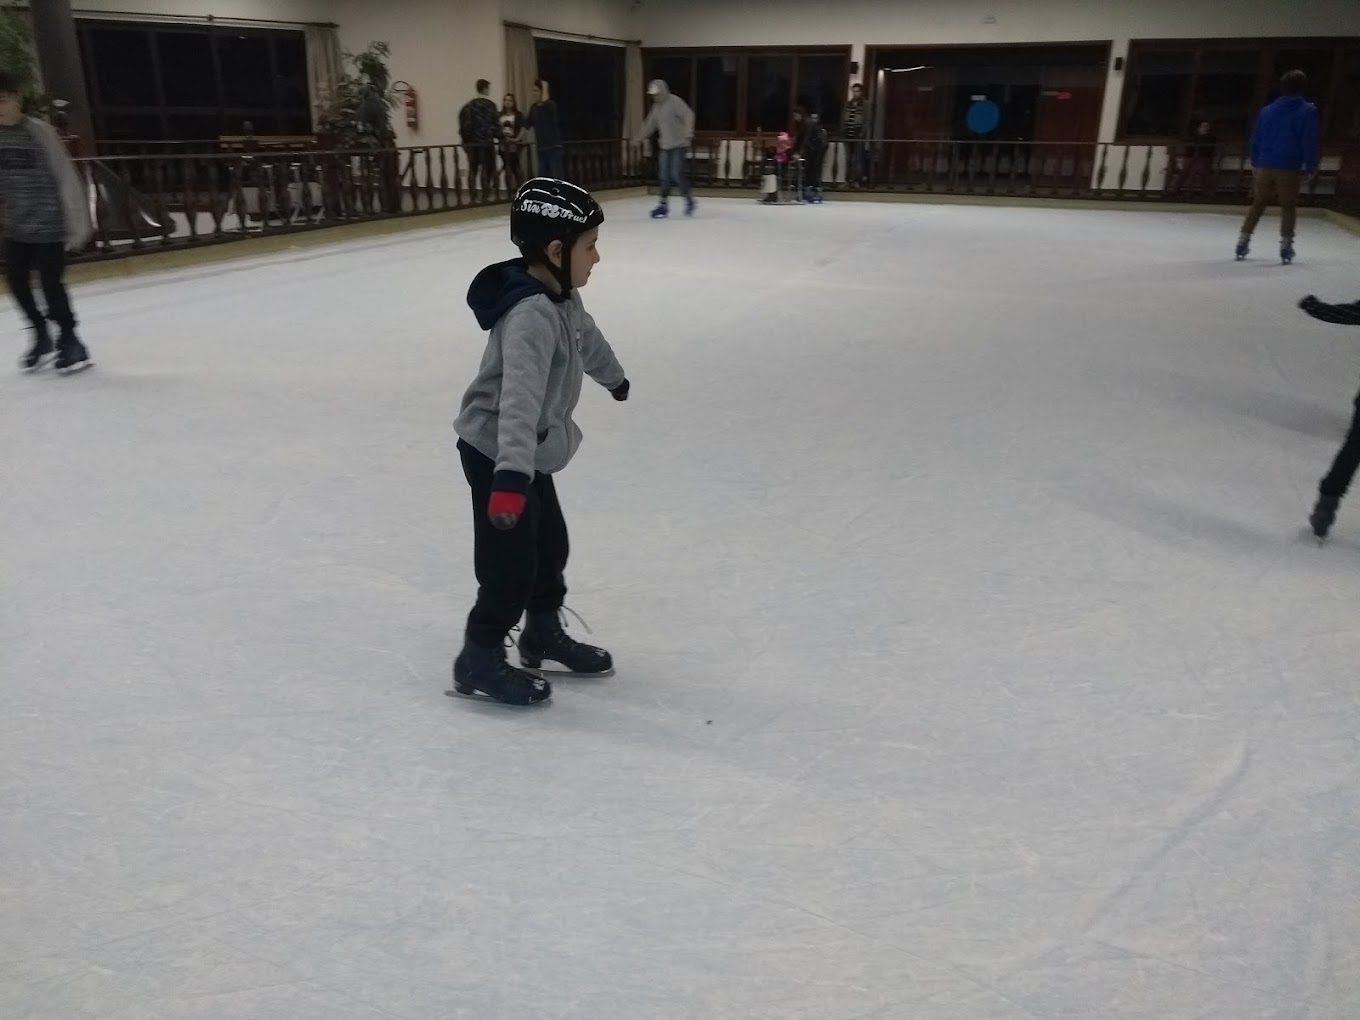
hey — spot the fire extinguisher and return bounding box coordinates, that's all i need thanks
[393,81,419,131]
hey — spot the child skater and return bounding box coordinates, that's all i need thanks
[452,178,631,705]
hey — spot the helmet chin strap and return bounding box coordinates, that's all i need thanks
[551,238,575,297]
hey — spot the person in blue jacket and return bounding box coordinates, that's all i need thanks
[1235,70,1319,265]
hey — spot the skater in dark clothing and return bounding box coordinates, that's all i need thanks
[451,179,630,705]
[0,71,93,373]
[527,80,565,181]
[458,79,500,202]
[799,112,829,202]
[1299,294,1360,539]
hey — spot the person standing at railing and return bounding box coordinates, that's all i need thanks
[1298,294,1360,541]
[0,72,93,374]
[528,80,565,181]
[1235,70,1319,265]
[799,111,829,203]
[1170,120,1217,195]
[841,82,868,187]
[640,79,696,219]
[459,79,501,202]
[499,93,528,191]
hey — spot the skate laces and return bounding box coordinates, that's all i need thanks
[559,606,592,635]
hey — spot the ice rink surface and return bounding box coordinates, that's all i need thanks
[3,196,1359,1019]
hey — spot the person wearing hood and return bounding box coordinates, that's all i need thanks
[639,79,696,218]
[452,179,630,706]
[1235,70,1319,264]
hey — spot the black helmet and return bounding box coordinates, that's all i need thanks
[510,178,603,295]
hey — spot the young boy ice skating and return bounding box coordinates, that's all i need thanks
[0,71,93,373]
[452,179,630,706]
[1299,294,1360,540]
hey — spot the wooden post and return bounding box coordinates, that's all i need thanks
[30,0,95,157]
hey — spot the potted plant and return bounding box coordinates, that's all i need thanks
[316,42,399,213]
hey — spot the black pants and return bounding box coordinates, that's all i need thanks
[466,144,497,197]
[5,240,75,333]
[1320,389,1360,499]
[459,440,569,648]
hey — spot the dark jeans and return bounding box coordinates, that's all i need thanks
[658,146,691,200]
[845,139,868,183]
[1320,389,1360,500]
[459,439,569,648]
[4,239,74,333]
[465,144,497,198]
[538,146,565,181]
[501,147,523,191]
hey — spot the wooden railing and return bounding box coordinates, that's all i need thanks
[37,136,1356,264]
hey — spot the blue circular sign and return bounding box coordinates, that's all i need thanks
[966,99,1001,135]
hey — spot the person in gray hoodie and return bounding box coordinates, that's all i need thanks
[640,79,696,218]
[452,178,630,706]
[0,71,93,373]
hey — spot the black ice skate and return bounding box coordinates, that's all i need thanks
[519,609,614,678]
[1310,494,1340,542]
[19,322,53,372]
[54,332,92,375]
[451,641,551,705]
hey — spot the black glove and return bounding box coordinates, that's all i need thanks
[611,378,630,402]
[1299,295,1360,326]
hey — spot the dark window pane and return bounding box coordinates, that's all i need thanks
[218,34,274,108]
[165,113,222,142]
[274,36,309,111]
[796,55,846,131]
[536,39,625,140]
[157,32,216,107]
[91,29,157,106]
[747,56,793,133]
[1191,49,1257,138]
[1124,50,1194,136]
[1334,48,1360,141]
[695,55,737,131]
[1271,48,1332,114]
[100,114,163,141]
[647,57,692,105]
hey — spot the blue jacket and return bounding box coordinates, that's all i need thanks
[1249,95,1319,172]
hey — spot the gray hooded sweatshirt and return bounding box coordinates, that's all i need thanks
[640,80,695,152]
[455,259,626,490]
[0,116,92,250]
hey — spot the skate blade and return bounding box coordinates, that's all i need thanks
[522,661,615,679]
[57,360,93,376]
[21,354,54,373]
[445,686,552,706]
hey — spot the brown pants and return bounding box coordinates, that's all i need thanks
[1240,169,1301,240]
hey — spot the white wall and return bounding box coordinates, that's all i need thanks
[636,0,1360,142]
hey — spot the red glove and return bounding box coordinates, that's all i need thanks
[488,490,526,531]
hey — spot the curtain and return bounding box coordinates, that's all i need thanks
[505,25,538,132]
[304,25,343,133]
[624,44,643,140]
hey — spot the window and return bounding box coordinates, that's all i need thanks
[156,33,216,107]
[79,21,311,146]
[1123,50,1193,136]
[795,54,845,129]
[747,56,793,133]
[695,55,737,132]
[644,47,851,134]
[1336,48,1360,142]
[649,56,692,105]
[1121,38,1359,142]
[534,38,625,141]
[1190,50,1257,138]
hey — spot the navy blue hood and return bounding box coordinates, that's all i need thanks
[467,258,565,331]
